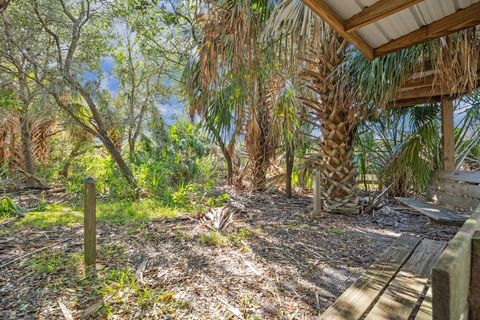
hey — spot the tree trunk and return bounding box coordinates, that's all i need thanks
[61,142,82,178]
[318,109,358,213]
[247,97,275,191]
[128,134,135,159]
[212,130,235,185]
[285,144,294,198]
[299,33,360,214]
[101,134,138,195]
[19,115,37,187]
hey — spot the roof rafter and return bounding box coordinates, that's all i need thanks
[301,0,374,59]
[302,0,480,60]
[345,0,423,33]
[374,2,480,57]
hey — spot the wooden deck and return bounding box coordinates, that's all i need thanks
[319,234,444,320]
[396,197,467,227]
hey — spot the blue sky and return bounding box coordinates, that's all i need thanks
[81,57,185,124]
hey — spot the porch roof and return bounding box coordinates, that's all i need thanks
[302,0,480,60]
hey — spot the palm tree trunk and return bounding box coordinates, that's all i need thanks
[247,103,273,190]
[300,34,360,214]
[318,108,359,213]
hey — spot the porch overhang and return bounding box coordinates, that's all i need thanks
[302,0,480,60]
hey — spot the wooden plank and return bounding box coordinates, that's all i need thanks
[345,0,423,32]
[441,98,456,171]
[471,231,480,320]
[365,239,445,320]
[396,197,467,226]
[301,0,374,60]
[374,2,480,57]
[433,170,480,185]
[319,234,421,320]
[430,180,480,200]
[432,207,480,320]
[415,287,433,320]
[428,189,480,212]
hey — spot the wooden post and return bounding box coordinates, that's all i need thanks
[313,169,322,216]
[471,231,480,320]
[441,97,455,171]
[83,177,96,272]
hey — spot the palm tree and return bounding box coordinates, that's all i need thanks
[266,1,480,212]
[266,0,364,213]
[186,0,280,190]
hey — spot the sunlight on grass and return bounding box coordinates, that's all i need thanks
[13,198,184,230]
[16,203,83,229]
[197,228,258,252]
[97,198,181,224]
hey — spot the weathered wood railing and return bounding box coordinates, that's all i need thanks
[432,204,480,320]
[428,171,480,211]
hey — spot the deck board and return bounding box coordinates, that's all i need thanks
[318,234,421,320]
[415,287,432,320]
[365,239,445,320]
[396,197,467,226]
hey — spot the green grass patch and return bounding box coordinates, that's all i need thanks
[16,203,83,229]
[197,227,257,250]
[98,268,188,316]
[96,198,181,224]
[12,198,184,230]
[324,227,346,235]
[26,249,83,274]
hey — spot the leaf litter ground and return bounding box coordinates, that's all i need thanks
[0,188,458,319]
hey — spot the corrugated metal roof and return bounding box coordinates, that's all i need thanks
[325,0,480,48]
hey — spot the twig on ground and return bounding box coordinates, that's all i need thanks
[217,297,244,320]
[57,299,74,320]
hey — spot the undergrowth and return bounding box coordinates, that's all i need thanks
[197,227,260,251]
[25,245,188,318]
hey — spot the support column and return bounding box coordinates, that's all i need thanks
[441,97,455,171]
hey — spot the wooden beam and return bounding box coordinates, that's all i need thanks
[386,96,441,108]
[374,2,480,57]
[395,86,451,100]
[402,74,436,88]
[301,0,374,60]
[345,0,423,33]
[441,97,455,171]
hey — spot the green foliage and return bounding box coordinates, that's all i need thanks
[0,196,22,219]
[207,193,230,207]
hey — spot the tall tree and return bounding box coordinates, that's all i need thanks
[187,0,281,190]
[267,1,363,213]
[110,19,167,158]
[0,0,139,192]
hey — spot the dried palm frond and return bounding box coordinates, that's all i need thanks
[0,111,56,170]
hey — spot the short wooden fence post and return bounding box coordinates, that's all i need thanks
[313,169,322,217]
[83,177,96,273]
